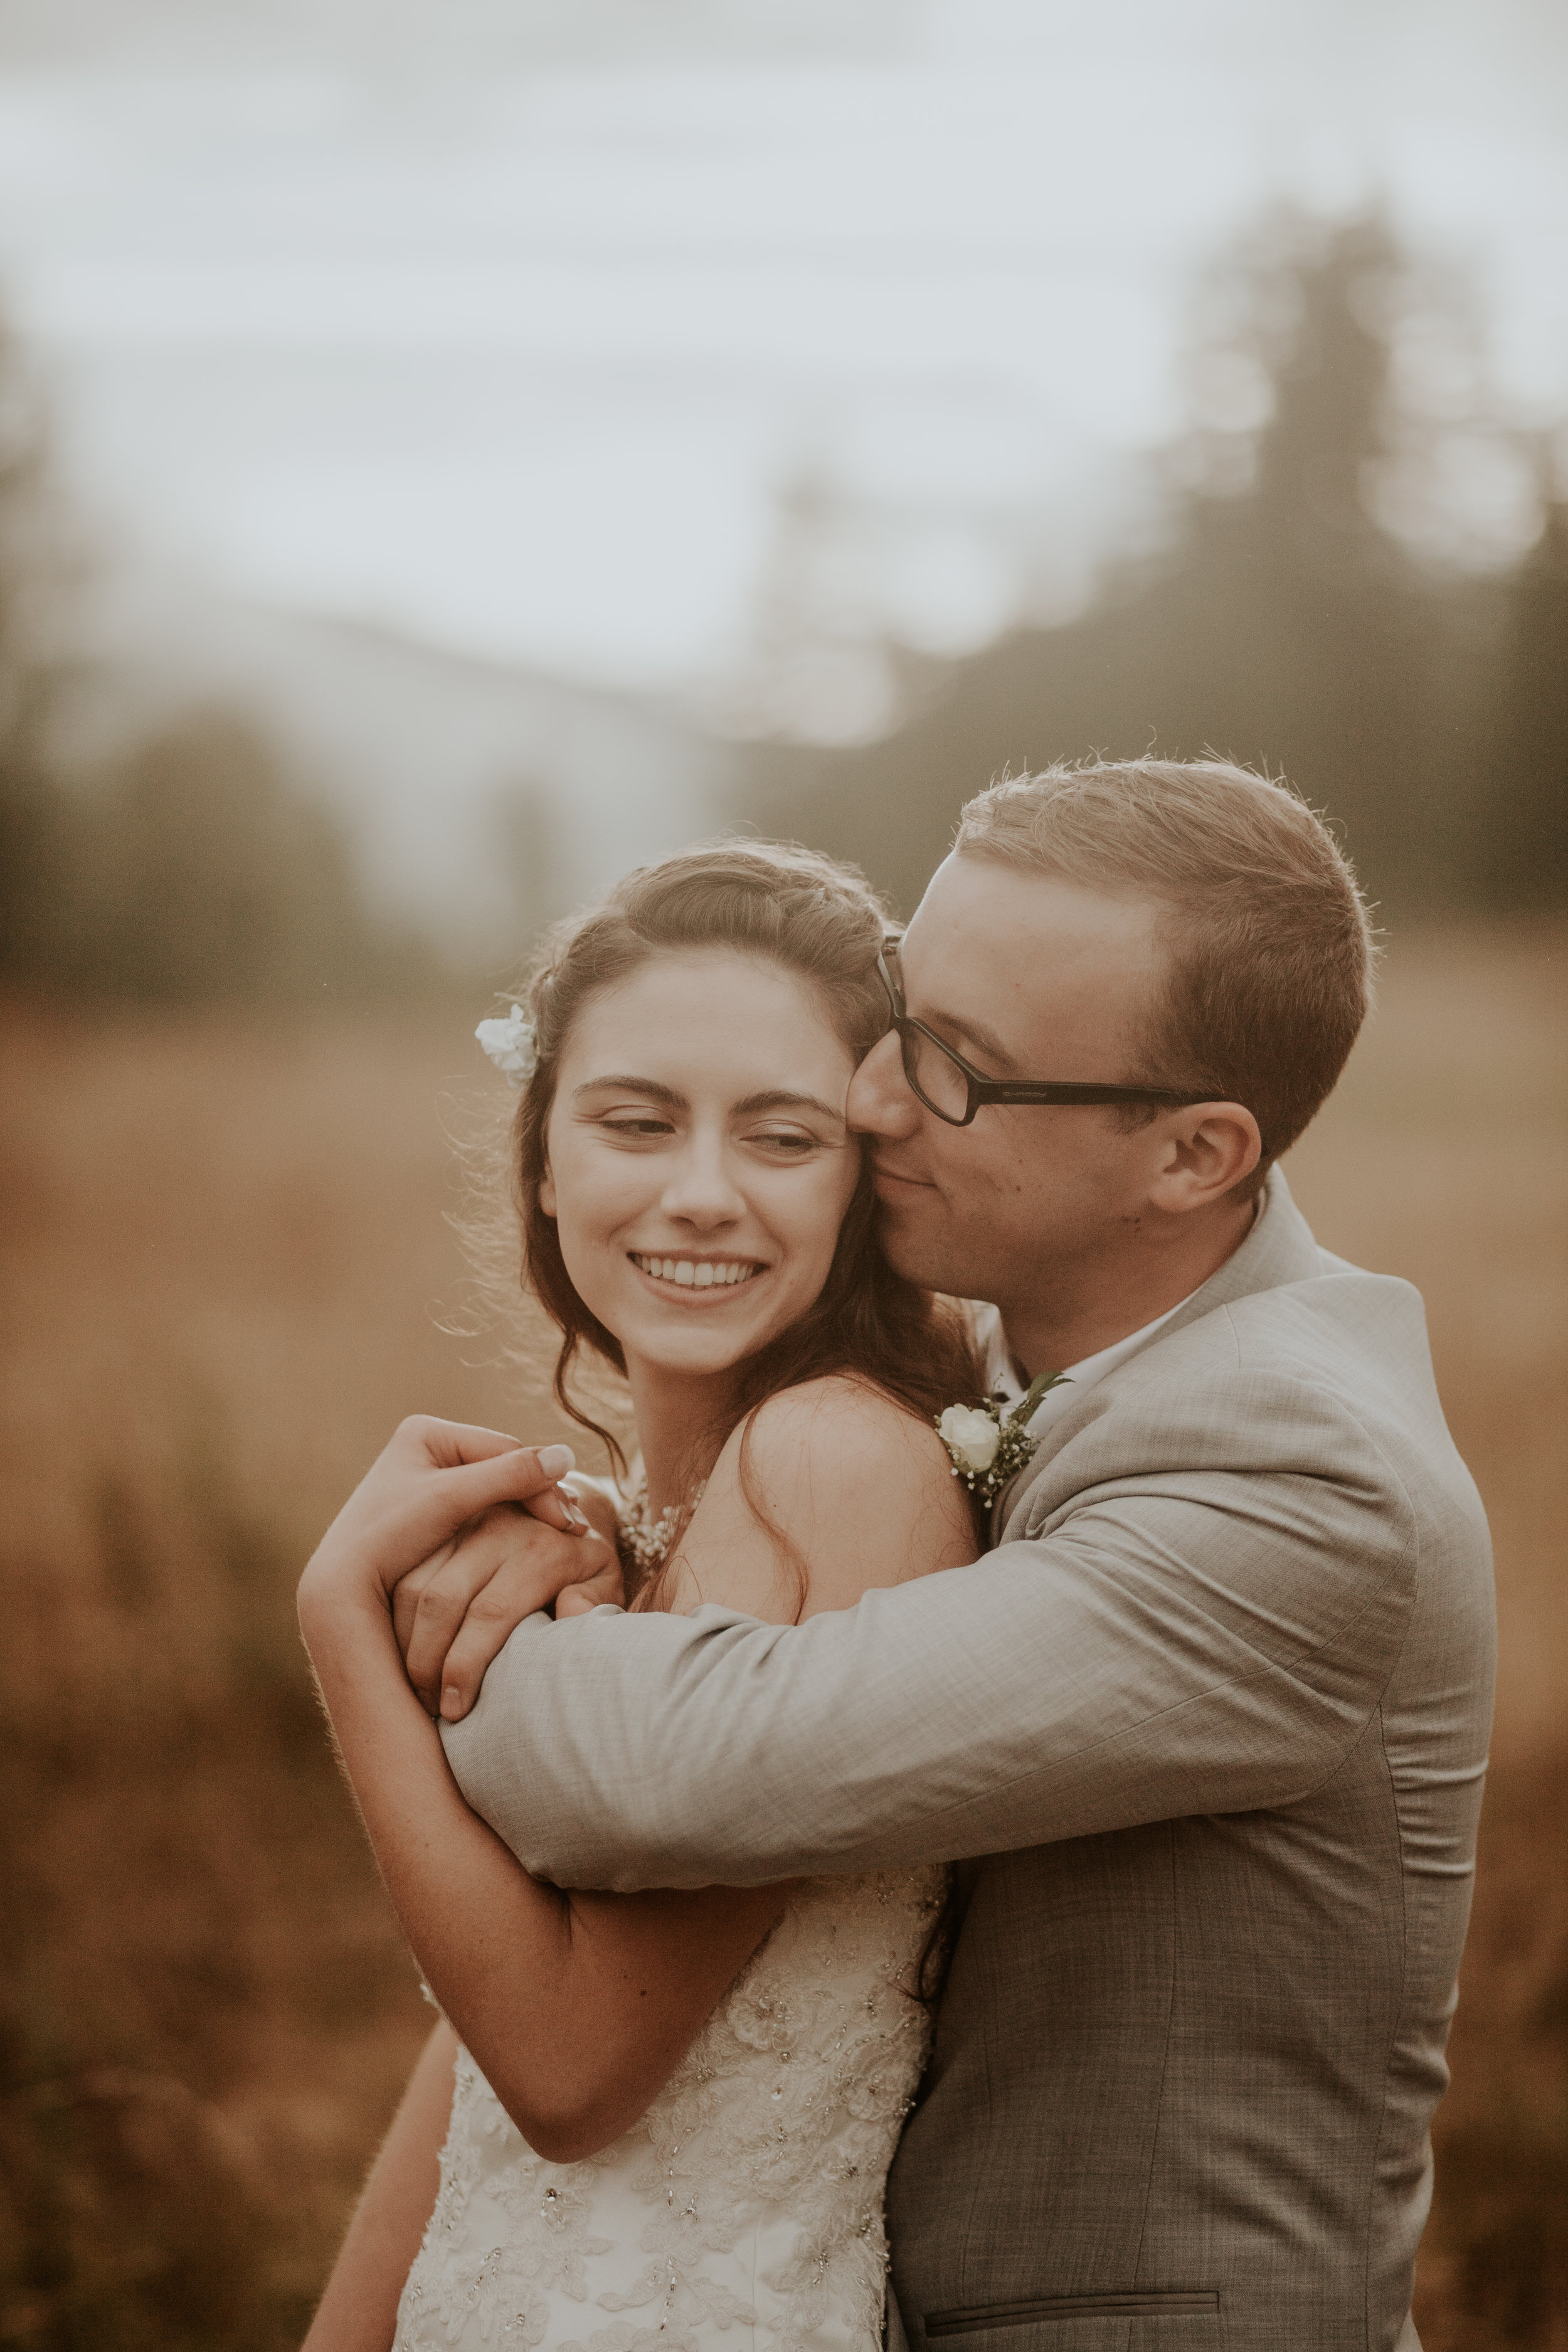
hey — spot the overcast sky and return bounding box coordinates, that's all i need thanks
[1,0,1565,699]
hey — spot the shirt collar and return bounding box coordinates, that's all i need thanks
[978,1194,1264,1437]
[980,1288,1200,1437]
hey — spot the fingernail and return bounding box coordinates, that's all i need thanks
[537,1444,575,1479]
[563,1502,589,1534]
[440,1687,463,1720]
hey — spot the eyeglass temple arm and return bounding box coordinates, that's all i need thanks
[987,1081,1214,1107]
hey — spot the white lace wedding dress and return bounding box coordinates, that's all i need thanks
[393,1867,946,2352]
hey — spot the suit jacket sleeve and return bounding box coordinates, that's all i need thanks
[440,1338,1429,1890]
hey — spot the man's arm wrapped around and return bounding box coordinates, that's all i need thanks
[442,1272,1494,1894]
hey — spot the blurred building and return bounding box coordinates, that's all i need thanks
[58,578,736,965]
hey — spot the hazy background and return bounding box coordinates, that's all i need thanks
[0,4,1563,2346]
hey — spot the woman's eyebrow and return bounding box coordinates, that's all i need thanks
[571,1076,689,1108]
[733,1088,844,1121]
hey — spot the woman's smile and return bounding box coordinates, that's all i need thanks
[628,1252,768,1293]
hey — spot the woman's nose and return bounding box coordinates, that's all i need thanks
[659,1135,748,1227]
[846,1030,919,1139]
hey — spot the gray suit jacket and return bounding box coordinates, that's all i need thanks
[445,1172,1494,2351]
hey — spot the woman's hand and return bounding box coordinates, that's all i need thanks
[299,1414,591,1621]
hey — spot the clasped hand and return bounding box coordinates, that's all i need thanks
[300,1415,625,1723]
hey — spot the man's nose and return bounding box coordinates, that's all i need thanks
[847,1031,919,1138]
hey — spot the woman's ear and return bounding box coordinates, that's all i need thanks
[539,1160,557,1219]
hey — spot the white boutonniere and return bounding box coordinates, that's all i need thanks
[475,1003,538,1087]
[937,1369,1070,1507]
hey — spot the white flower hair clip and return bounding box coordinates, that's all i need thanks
[475,1003,538,1088]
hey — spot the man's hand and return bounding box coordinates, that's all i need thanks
[395,1502,625,1723]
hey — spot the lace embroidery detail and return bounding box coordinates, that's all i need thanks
[395,1868,946,2352]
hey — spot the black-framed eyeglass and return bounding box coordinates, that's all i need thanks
[876,936,1216,1130]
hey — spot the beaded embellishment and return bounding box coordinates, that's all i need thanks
[614,1476,706,1579]
[393,1865,949,2352]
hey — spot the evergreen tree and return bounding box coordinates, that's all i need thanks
[0,305,443,1004]
[740,215,1558,922]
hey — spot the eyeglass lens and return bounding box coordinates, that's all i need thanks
[883,950,972,1122]
[901,1024,971,1121]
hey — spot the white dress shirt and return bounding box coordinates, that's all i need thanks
[975,1290,1200,1441]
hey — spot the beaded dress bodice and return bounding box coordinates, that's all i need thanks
[393,1867,946,2352]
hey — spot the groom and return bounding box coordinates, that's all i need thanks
[420,760,1494,2351]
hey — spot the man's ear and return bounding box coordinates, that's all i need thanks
[1147,1102,1262,1214]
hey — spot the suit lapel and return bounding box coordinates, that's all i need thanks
[988,1168,1325,1539]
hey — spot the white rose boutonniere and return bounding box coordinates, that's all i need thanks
[936,1404,1003,1476]
[936,1369,1070,1507]
[475,1003,538,1087]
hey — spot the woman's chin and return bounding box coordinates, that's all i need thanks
[623,1327,764,1380]
[613,1298,792,1382]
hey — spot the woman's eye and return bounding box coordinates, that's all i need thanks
[748,1128,820,1155]
[601,1116,675,1140]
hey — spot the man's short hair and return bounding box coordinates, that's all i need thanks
[953,758,1375,1177]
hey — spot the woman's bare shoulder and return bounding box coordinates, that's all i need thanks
[737,1373,951,1483]
[682,1375,979,1623]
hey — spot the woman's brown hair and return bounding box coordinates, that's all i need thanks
[492,838,981,1597]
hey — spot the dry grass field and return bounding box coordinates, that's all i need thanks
[1285,926,1568,2350]
[0,924,1563,2350]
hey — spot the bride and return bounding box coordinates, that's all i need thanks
[297,840,982,2352]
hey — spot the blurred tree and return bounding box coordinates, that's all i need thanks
[0,300,447,1004]
[739,214,1564,922]
[1480,481,1568,909]
[43,706,442,1003]
[0,316,80,980]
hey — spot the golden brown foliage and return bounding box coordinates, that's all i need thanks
[0,930,1562,2348]
[1286,923,1568,2348]
[0,1008,574,2349]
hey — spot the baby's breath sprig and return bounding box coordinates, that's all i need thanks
[936,1369,1071,1508]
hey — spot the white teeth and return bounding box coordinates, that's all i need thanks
[633,1253,760,1288]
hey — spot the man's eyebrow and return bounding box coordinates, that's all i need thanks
[921,1005,1019,1074]
[733,1088,845,1122]
[571,1075,689,1108]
